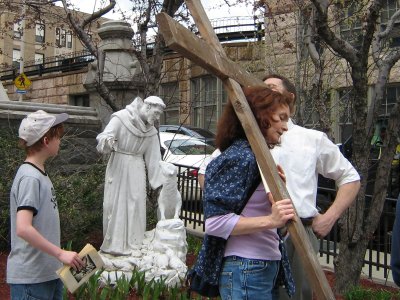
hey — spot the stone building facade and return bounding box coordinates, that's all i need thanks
[0,1,107,69]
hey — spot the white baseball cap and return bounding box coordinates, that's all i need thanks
[19,110,69,146]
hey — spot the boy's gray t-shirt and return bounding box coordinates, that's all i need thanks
[7,162,62,284]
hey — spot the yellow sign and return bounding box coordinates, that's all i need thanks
[14,73,32,90]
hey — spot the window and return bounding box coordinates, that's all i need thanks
[340,1,400,48]
[191,76,227,132]
[380,0,400,47]
[13,20,22,39]
[35,22,45,43]
[66,31,72,48]
[339,2,363,48]
[70,94,90,107]
[56,28,66,47]
[12,49,21,69]
[34,53,44,64]
[302,96,322,129]
[160,82,180,125]
[381,85,400,116]
[338,89,353,143]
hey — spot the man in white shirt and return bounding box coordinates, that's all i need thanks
[198,74,360,300]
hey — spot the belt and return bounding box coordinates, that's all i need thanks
[300,217,314,226]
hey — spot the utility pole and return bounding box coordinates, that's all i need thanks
[19,3,26,101]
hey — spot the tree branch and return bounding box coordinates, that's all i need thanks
[310,0,358,65]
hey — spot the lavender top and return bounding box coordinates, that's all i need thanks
[205,183,281,260]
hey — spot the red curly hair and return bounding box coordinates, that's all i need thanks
[215,86,291,151]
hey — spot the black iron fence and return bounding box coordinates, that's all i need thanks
[177,164,397,280]
[0,50,95,81]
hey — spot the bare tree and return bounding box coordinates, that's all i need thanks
[52,0,186,112]
[305,0,400,294]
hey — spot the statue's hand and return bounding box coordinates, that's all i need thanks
[96,137,116,154]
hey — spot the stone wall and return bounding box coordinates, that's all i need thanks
[2,70,87,104]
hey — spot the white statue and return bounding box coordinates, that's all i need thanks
[96,96,166,256]
[158,161,182,220]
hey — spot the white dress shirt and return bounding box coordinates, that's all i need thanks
[270,119,360,218]
[199,119,360,218]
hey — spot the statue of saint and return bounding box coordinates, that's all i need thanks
[96,96,166,256]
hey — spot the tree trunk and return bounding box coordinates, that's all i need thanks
[335,235,370,293]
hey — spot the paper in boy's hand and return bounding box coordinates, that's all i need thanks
[57,244,104,293]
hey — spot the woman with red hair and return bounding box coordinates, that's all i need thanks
[188,86,295,300]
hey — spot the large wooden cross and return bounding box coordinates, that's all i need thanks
[157,2,335,299]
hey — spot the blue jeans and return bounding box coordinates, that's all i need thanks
[10,279,63,300]
[219,255,279,300]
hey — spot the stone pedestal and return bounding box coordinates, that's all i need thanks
[99,219,188,287]
[84,20,146,125]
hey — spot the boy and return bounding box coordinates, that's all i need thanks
[7,110,84,300]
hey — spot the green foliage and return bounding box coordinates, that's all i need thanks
[0,126,106,251]
[187,234,202,256]
[65,268,192,300]
[53,163,105,250]
[0,128,24,251]
[344,285,400,300]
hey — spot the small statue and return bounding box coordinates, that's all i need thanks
[96,96,166,256]
[158,161,182,220]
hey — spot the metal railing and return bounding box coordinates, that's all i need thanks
[190,16,265,42]
[0,50,95,81]
[177,165,397,280]
[176,163,205,232]
[318,186,397,279]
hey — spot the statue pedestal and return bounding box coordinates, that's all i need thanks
[98,219,188,287]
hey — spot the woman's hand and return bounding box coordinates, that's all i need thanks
[268,194,295,228]
[277,164,286,184]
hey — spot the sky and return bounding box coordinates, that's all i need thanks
[63,0,256,20]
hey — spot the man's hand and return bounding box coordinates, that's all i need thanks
[312,213,336,238]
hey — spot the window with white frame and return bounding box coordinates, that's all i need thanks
[35,22,45,43]
[13,20,22,39]
[160,82,180,125]
[34,53,44,64]
[66,31,72,48]
[191,76,227,132]
[12,49,21,69]
[56,28,66,48]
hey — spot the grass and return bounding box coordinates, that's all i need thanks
[344,285,400,300]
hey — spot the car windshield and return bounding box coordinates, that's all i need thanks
[164,139,215,155]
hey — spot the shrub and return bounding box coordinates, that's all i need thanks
[0,128,24,251]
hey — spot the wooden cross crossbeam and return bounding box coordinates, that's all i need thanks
[157,2,335,299]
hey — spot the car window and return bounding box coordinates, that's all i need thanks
[189,127,215,138]
[165,129,181,134]
[164,139,215,155]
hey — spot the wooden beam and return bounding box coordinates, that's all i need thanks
[156,13,265,88]
[185,0,225,55]
[157,3,335,298]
